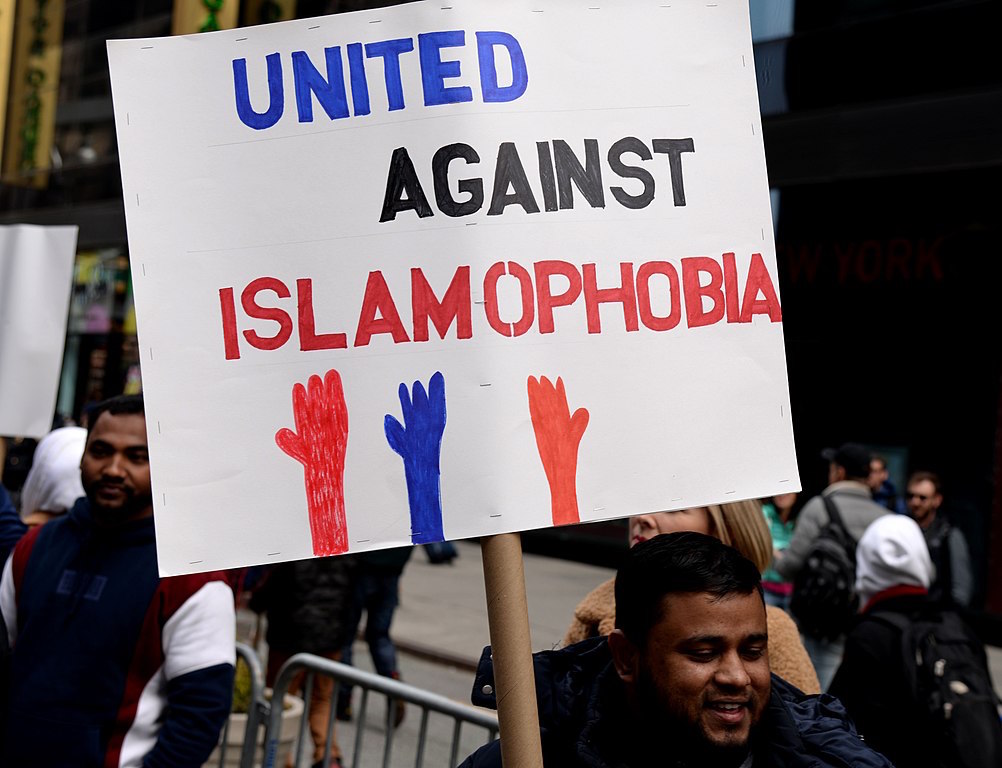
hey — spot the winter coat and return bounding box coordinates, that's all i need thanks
[829,590,996,768]
[459,637,893,768]
[563,577,820,693]
[251,555,357,655]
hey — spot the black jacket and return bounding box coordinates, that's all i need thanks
[250,555,356,655]
[829,591,998,768]
[460,637,894,768]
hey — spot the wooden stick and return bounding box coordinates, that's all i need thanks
[480,532,544,767]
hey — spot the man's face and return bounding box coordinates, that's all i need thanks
[868,460,888,491]
[80,411,153,523]
[906,479,941,528]
[632,592,770,759]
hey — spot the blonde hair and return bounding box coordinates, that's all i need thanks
[705,500,773,574]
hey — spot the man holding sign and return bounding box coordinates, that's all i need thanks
[461,533,894,768]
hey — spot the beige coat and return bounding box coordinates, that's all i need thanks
[563,577,821,694]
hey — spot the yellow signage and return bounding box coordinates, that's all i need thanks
[2,0,65,187]
[172,0,239,36]
[0,0,16,155]
[243,0,295,25]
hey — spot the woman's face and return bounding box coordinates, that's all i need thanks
[629,508,711,547]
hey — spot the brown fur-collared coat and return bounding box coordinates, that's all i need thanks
[562,577,821,694]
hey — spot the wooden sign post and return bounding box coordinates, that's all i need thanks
[481,532,543,767]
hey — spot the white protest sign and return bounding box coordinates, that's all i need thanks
[0,225,78,438]
[108,0,800,576]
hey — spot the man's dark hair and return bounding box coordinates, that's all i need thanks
[907,470,943,496]
[615,531,762,646]
[86,394,145,436]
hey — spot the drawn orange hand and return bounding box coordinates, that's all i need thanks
[527,375,589,526]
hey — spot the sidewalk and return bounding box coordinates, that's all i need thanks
[393,540,614,670]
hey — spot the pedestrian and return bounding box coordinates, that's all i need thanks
[760,492,798,612]
[461,532,894,767]
[337,546,413,726]
[563,500,819,693]
[868,455,905,514]
[250,555,356,768]
[829,515,1002,768]
[0,394,235,767]
[774,442,889,689]
[905,470,973,606]
[18,425,87,527]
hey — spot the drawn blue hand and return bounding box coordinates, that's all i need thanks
[385,371,447,544]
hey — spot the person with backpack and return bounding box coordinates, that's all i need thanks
[774,443,889,689]
[829,515,1002,768]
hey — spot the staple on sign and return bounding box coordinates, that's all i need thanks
[489,514,502,518]
[189,560,204,565]
[236,37,247,41]
[157,421,162,434]
[593,506,606,512]
[308,25,320,29]
[356,539,371,543]
[479,383,491,387]
[267,552,281,556]
[725,490,736,495]
[369,19,381,23]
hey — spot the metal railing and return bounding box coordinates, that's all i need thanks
[262,653,499,768]
[208,642,267,768]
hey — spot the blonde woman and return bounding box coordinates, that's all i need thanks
[563,500,820,693]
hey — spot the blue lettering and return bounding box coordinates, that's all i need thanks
[346,42,370,116]
[418,31,473,106]
[476,31,528,103]
[292,47,349,122]
[365,38,414,111]
[232,53,284,130]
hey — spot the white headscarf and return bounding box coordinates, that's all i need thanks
[19,426,87,522]
[855,514,934,608]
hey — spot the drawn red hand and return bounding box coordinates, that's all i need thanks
[527,375,589,526]
[275,369,349,556]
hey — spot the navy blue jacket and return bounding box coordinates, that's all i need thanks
[460,637,895,768]
[1,498,235,767]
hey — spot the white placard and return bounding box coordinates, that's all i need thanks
[108,0,800,576]
[0,225,78,438]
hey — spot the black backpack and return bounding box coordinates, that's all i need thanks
[871,609,1002,768]
[790,494,858,640]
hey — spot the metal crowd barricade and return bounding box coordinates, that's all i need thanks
[211,642,267,768]
[261,653,499,768]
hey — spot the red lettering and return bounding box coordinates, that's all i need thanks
[785,243,822,284]
[635,262,682,331]
[856,240,882,283]
[412,267,472,342]
[681,257,725,328]
[722,252,741,322]
[218,287,241,360]
[241,277,293,351]
[917,237,944,281]
[886,238,912,281]
[484,261,535,337]
[834,241,855,284]
[297,278,348,351]
[738,253,783,322]
[582,263,638,334]
[354,271,410,347]
[534,260,582,335]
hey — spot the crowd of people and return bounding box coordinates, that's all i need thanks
[0,398,999,767]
